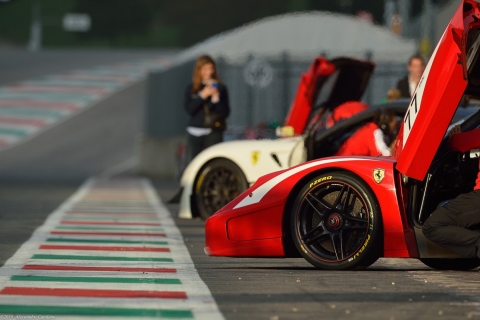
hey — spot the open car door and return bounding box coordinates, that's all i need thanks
[284,57,335,135]
[284,57,374,135]
[395,0,480,181]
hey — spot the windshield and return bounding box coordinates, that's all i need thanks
[312,70,340,110]
[302,70,341,133]
[467,30,480,72]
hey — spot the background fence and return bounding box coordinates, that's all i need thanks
[145,52,408,140]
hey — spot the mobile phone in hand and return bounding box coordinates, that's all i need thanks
[211,82,218,88]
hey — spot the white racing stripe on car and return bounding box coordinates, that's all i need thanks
[234,157,381,209]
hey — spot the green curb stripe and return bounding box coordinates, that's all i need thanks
[0,305,193,318]
[62,216,159,221]
[55,226,164,231]
[0,127,28,137]
[46,238,168,245]
[31,254,173,262]
[10,275,181,284]
[0,108,65,118]
[0,92,96,101]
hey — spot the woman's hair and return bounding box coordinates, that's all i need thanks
[192,55,219,94]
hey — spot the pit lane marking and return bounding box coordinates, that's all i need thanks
[0,178,224,319]
[0,57,171,152]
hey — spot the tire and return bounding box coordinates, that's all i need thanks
[290,171,382,270]
[194,159,248,220]
[420,258,480,270]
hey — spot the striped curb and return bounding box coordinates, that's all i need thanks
[0,57,171,151]
[0,178,224,320]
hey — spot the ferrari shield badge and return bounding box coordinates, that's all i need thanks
[373,168,385,184]
[251,151,260,165]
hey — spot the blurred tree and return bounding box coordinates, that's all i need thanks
[156,0,292,47]
[155,0,387,47]
[74,0,153,45]
[289,0,309,11]
[0,0,395,48]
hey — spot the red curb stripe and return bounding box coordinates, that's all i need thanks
[0,287,186,299]
[0,117,47,127]
[60,221,161,226]
[39,245,170,252]
[51,231,166,237]
[66,212,157,217]
[0,100,79,110]
[22,265,176,273]
[0,140,11,147]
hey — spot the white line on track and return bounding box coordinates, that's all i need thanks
[0,177,224,320]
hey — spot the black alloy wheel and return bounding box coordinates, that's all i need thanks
[195,159,248,220]
[291,171,382,270]
[420,258,480,270]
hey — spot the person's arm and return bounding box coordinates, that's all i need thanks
[448,126,480,153]
[184,85,205,115]
[373,129,391,156]
[211,84,230,118]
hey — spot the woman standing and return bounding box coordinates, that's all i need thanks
[185,55,230,163]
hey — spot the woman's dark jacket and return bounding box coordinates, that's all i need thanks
[184,83,230,128]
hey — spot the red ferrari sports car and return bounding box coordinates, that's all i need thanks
[205,0,480,270]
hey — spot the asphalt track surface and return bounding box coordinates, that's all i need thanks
[0,50,480,319]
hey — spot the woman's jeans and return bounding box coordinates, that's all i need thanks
[186,130,223,164]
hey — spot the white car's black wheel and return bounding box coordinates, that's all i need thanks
[291,171,382,270]
[194,159,248,220]
[420,258,480,270]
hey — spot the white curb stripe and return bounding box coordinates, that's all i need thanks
[0,178,224,320]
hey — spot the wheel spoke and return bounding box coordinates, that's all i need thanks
[302,222,329,245]
[204,167,241,211]
[343,225,367,230]
[339,230,344,260]
[344,215,368,224]
[330,233,339,260]
[305,197,325,218]
[332,185,346,209]
[307,193,331,210]
[303,231,329,245]
[301,221,323,240]
[340,187,352,213]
